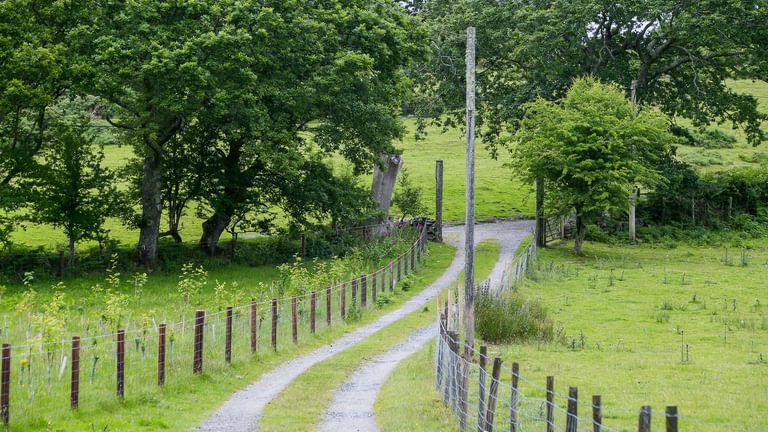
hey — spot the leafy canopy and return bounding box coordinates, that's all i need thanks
[418,0,768,150]
[509,78,675,251]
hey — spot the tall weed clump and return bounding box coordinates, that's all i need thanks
[475,288,554,344]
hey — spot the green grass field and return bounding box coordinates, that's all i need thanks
[5,238,449,431]
[673,80,768,172]
[382,240,767,432]
[258,240,500,432]
[499,241,768,431]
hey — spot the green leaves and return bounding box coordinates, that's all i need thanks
[418,0,768,149]
[509,77,675,236]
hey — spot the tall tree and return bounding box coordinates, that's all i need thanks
[0,0,89,245]
[25,120,121,263]
[82,1,238,268]
[509,78,675,254]
[184,0,428,253]
[418,0,768,150]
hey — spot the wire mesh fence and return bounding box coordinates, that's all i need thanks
[434,319,765,432]
[0,224,428,428]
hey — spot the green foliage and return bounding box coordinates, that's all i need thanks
[24,120,123,259]
[475,289,554,344]
[213,280,242,311]
[418,0,768,148]
[641,161,768,230]
[509,77,674,253]
[392,168,427,220]
[177,263,208,307]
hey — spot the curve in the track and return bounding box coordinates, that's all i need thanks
[315,220,532,432]
[198,221,532,431]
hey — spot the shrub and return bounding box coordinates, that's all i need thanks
[475,288,554,344]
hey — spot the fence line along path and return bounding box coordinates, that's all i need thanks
[197,220,531,432]
[314,220,532,432]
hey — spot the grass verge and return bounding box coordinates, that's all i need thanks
[13,242,454,431]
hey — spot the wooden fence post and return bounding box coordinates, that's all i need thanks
[371,272,377,304]
[117,329,126,396]
[436,160,444,242]
[535,178,546,247]
[291,296,298,344]
[225,306,233,364]
[352,279,358,308]
[326,287,332,326]
[404,250,409,275]
[638,406,651,432]
[593,395,602,432]
[389,263,394,291]
[485,357,503,432]
[546,376,555,432]
[665,406,678,432]
[436,314,445,391]
[70,336,80,409]
[361,274,367,308]
[310,291,316,334]
[1,344,9,425]
[510,362,519,432]
[411,246,415,271]
[381,269,385,292]
[158,323,166,385]
[442,328,453,407]
[447,332,458,408]
[477,345,487,432]
[250,300,257,353]
[566,387,578,432]
[271,299,278,351]
[397,256,402,282]
[193,311,204,374]
[341,284,346,321]
[459,343,469,430]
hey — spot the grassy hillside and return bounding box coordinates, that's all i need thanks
[674,80,768,172]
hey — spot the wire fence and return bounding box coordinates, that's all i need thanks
[434,304,767,432]
[0,224,428,428]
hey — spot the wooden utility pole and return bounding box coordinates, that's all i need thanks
[629,79,638,244]
[464,26,476,351]
[535,178,546,247]
[435,160,444,242]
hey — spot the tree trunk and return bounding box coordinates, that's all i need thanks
[68,237,75,267]
[573,214,586,255]
[137,150,163,270]
[199,211,232,256]
[371,154,403,217]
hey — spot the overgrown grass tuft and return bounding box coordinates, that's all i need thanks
[475,288,554,344]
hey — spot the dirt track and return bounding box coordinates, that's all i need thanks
[197,220,532,432]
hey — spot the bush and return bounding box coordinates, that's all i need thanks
[475,288,554,344]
